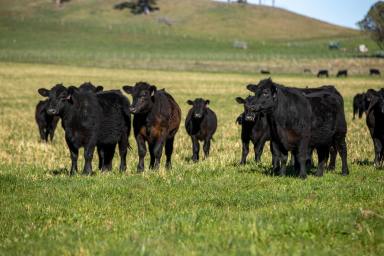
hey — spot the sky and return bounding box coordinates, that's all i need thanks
[221,0,377,29]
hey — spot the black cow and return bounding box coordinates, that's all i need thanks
[370,69,381,76]
[79,82,104,93]
[247,79,349,177]
[261,70,271,75]
[185,98,217,162]
[336,70,348,77]
[246,79,312,178]
[353,93,367,119]
[317,70,329,78]
[35,100,59,142]
[236,96,270,164]
[122,82,181,172]
[38,84,131,175]
[365,89,384,167]
[303,89,348,176]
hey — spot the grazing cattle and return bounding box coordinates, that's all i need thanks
[247,79,349,177]
[304,68,311,74]
[185,98,217,161]
[353,93,367,119]
[35,100,59,142]
[38,84,131,175]
[261,70,271,75]
[122,82,181,172]
[317,70,329,78]
[336,70,348,77]
[365,89,384,167]
[246,78,312,178]
[370,69,381,76]
[236,96,270,164]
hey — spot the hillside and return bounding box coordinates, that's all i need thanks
[0,0,379,72]
[0,0,358,40]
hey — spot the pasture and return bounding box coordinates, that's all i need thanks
[0,62,383,255]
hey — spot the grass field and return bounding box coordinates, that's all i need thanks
[0,62,384,255]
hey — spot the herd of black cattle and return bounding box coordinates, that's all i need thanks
[35,77,384,179]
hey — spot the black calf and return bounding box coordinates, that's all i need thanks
[35,100,59,142]
[185,98,217,161]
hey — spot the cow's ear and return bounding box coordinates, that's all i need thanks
[38,88,49,97]
[187,100,194,105]
[122,85,133,94]
[205,100,210,105]
[246,84,258,92]
[96,86,104,92]
[67,86,78,100]
[150,85,157,94]
[236,97,245,104]
[271,84,277,99]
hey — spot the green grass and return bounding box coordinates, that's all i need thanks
[0,62,383,255]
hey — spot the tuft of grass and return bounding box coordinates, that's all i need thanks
[0,62,384,255]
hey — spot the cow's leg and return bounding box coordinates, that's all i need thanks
[298,141,308,179]
[38,125,45,142]
[97,146,104,170]
[203,138,211,159]
[336,137,349,175]
[83,144,96,175]
[315,147,328,177]
[136,135,147,173]
[66,138,78,176]
[103,144,116,171]
[271,141,281,175]
[279,152,288,177]
[191,135,200,162]
[149,143,155,169]
[254,138,266,162]
[153,137,165,170]
[327,146,336,171]
[373,138,383,168]
[353,106,357,120]
[165,137,175,169]
[240,139,250,165]
[44,128,50,142]
[118,133,128,172]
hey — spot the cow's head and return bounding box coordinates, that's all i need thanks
[187,98,210,119]
[122,82,157,114]
[79,82,103,93]
[38,84,72,116]
[236,96,258,122]
[365,89,384,114]
[245,78,277,113]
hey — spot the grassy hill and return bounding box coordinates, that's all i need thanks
[0,0,380,72]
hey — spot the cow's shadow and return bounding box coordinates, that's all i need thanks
[353,159,373,166]
[47,168,68,176]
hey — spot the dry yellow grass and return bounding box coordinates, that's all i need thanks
[0,62,382,173]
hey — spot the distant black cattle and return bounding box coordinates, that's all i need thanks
[236,96,271,164]
[247,79,349,177]
[38,84,131,175]
[336,70,348,77]
[353,93,367,119]
[260,70,271,75]
[365,89,384,167]
[185,98,217,161]
[304,68,311,74]
[35,99,59,142]
[246,78,312,178]
[317,70,329,78]
[123,82,181,172]
[370,69,381,76]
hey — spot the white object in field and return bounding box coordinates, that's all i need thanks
[358,44,368,53]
